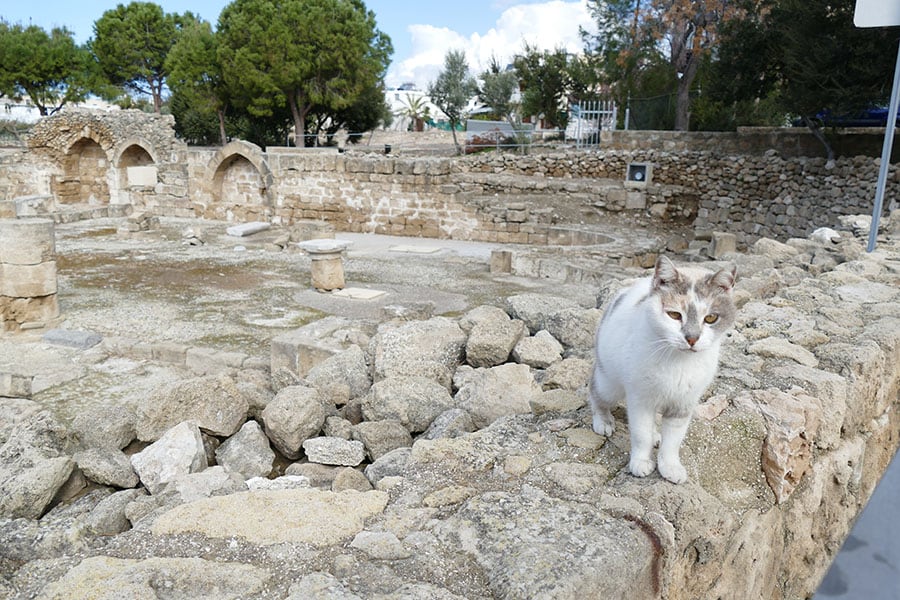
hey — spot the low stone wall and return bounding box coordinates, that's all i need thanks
[1,111,898,247]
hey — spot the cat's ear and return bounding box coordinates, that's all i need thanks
[653,255,680,289]
[709,265,737,292]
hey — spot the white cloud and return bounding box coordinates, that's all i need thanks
[387,0,595,90]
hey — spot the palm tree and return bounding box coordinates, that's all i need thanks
[396,93,430,132]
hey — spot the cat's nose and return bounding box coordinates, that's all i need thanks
[685,335,698,347]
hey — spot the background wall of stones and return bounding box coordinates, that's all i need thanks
[1,110,898,246]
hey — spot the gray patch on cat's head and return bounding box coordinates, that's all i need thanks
[652,256,739,334]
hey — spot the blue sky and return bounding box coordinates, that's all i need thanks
[1,0,594,89]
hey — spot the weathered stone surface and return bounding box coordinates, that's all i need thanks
[362,376,454,433]
[215,420,275,479]
[85,488,147,535]
[454,363,541,428]
[748,336,819,367]
[0,410,74,519]
[302,437,366,467]
[364,447,411,485]
[544,307,603,351]
[530,389,586,415]
[37,556,270,600]
[286,572,362,600]
[352,420,413,460]
[505,293,581,334]
[70,405,135,450]
[542,357,593,390]
[260,385,326,459]
[433,487,656,599]
[130,422,207,495]
[332,467,373,492]
[246,474,310,491]
[151,489,389,546]
[350,530,412,560]
[419,408,476,440]
[305,344,371,405]
[135,374,248,441]
[74,448,139,489]
[0,218,55,265]
[42,329,102,350]
[735,388,822,504]
[370,317,466,382]
[512,329,563,368]
[753,237,800,263]
[464,307,525,368]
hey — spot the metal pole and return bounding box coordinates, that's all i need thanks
[868,38,900,252]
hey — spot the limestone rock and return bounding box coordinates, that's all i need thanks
[85,488,147,535]
[735,388,822,504]
[0,410,75,518]
[37,556,270,600]
[512,330,564,368]
[130,422,207,494]
[261,385,327,459]
[454,363,541,429]
[748,337,819,368]
[464,307,525,368]
[433,487,657,599]
[135,374,248,442]
[364,447,411,485]
[753,238,800,263]
[530,389,586,416]
[505,293,581,333]
[287,572,362,600]
[306,344,372,405]
[352,420,413,461]
[542,357,592,390]
[215,420,275,479]
[151,488,389,546]
[362,376,454,433]
[70,405,135,450]
[246,475,310,491]
[545,307,603,351]
[370,317,466,383]
[419,408,476,440]
[332,467,373,492]
[74,448,139,489]
[350,531,412,560]
[302,437,366,467]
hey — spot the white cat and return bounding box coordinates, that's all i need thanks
[589,256,737,484]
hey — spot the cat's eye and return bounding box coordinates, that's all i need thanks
[666,311,682,321]
[704,314,719,324]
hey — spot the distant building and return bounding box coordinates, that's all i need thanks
[0,96,120,123]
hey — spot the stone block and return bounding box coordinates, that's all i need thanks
[0,218,55,265]
[490,250,513,274]
[0,262,57,297]
[42,329,102,350]
[270,317,350,377]
[0,372,33,398]
[0,294,59,330]
[709,232,738,259]
[625,191,646,210]
[226,221,271,237]
[126,165,158,187]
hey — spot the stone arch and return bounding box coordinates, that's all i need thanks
[208,141,273,207]
[114,138,159,192]
[54,135,111,205]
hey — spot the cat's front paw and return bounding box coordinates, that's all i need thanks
[657,459,688,484]
[592,412,615,436]
[628,457,655,478]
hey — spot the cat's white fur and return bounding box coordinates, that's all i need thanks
[589,256,737,484]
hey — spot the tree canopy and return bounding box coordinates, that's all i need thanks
[428,49,478,154]
[513,45,571,128]
[216,0,391,146]
[90,1,192,113]
[0,22,94,115]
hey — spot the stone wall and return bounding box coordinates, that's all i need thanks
[0,219,59,332]
[1,110,898,246]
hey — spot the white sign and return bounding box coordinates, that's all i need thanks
[854,0,900,27]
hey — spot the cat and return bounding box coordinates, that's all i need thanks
[589,255,737,484]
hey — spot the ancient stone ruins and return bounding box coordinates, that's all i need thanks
[0,109,898,599]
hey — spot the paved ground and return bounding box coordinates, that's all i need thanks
[814,451,900,599]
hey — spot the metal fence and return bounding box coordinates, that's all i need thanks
[566,100,617,148]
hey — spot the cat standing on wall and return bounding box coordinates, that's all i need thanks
[589,256,737,484]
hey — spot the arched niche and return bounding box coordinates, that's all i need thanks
[208,141,273,207]
[54,137,110,205]
[115,141,158,190]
